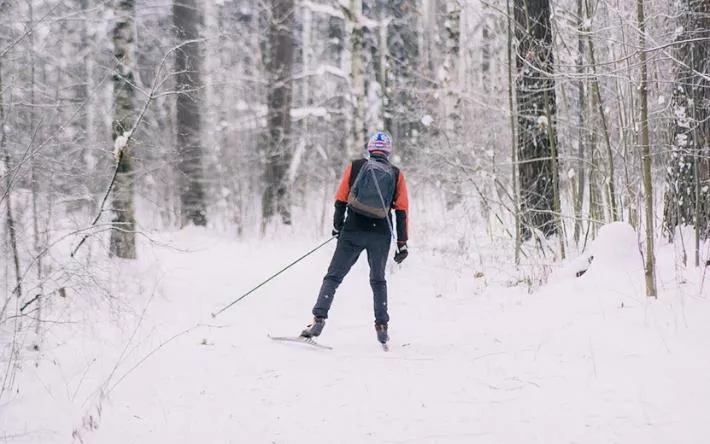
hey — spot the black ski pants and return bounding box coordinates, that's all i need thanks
[312,230,391,325]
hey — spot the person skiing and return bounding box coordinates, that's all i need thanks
[300,131,409,345]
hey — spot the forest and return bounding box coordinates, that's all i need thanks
[1,0,709,418]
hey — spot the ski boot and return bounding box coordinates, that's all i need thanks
[300,317,325,338]
[375,323,389,344]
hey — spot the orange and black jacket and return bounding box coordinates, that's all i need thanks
[333,155,409,244]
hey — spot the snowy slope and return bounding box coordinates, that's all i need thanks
[3,223,710,444]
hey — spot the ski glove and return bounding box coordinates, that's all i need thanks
[332,228,341,239]
[394,243,408,264]
[333,201,346,232]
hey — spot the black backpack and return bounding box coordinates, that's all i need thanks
[347,158,397,219]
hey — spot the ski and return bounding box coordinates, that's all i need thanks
[268,334,333,350]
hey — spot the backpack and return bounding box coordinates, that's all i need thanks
[347,158,397,219]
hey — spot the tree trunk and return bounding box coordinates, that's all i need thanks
[573,0,587,245]
[506,0,521,264]
[348,0,366,157]
[587,82,604,241]
[514,0,558,239]
[65,0,91,209]
[262,0,294,228]
[173,0,207,227]
[372,0,389,131]
[28,0,45,328]
[584,0,618,222]
[637,0,657,298]
[109,0,137,259]
[0,61,22,302]
[662,0,710,257]
[386,0,420,156]
[443,0,461,134]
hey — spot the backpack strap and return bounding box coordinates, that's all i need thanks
[348,158,367,189]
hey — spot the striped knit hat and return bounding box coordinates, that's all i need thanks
[367,131,393,155]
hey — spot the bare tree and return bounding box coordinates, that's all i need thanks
[514,0,558,239]
[60,0,91,210]
[584,0,618,223]
[637,0,657,297]
[662,0,710,264]
[173,0,207,227]
[0,60,22,303]
[262,0,295,228]
[347,0,366,157]
[442,0,462,135]
[572,0,587,245]
[109,0,137,259]
[506,0,521,264]
[385,0,420,156]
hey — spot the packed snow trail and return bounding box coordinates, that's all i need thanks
[4,225,710,443]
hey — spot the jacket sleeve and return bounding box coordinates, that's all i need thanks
[333,163,353,230]
[393,171,409,243]
[334,163,353,203]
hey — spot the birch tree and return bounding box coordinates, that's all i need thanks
[442,0,462,135]
[637,0,657,297]
[109,0,137,259]
[572,0,587,244]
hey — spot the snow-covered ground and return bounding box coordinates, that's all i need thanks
[3,223,710,443]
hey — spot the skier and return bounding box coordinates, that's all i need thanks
[300,131,409,345]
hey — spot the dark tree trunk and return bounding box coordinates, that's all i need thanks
[350,0,366,157]
[109,0,137,259]
[386,0,420,157]
[441,0,461,133]
[662,0,710,241]
[262,0,295,227]
[174,0,207,227]
[514,0,558,239]
[482,15,491,92]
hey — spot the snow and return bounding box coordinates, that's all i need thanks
[536,115,548,129]
[112,133,129,159]
[3,224,710,443]
[421,115,434,127]
[288,139,306,185]
[291,106,329,120]
[302,1,343,19]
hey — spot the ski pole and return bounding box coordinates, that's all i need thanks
[211,236,337,319]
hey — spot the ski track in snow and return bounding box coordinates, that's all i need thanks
[4,225,710,444]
